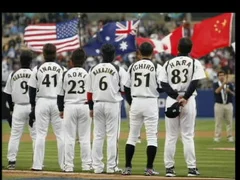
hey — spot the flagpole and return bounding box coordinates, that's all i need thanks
[137,13,142,37]
[77,13,82,47]
[136,13,142,61]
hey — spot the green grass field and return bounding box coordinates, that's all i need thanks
[2,119,235,179]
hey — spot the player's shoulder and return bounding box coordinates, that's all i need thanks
[127,62,135,73]
[62,66,68,72]
[32,65,38,70]
[118,66,127,76]
[10,68,25,77]
[191,59,204,71]
[81,67,88,74]
[162,59,170,68]
[7,70,16,80]
[155,62,163,68]
[128,62,135,69]
[89,64,98,72]
[192,59,202,66]
[109,62,121,73]
[119,66,126,72]
[156,63,163,71]
[52,62,66,70]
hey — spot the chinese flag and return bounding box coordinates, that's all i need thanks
[190,13,233,58]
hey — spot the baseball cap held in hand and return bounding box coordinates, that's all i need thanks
[165,102,182,118]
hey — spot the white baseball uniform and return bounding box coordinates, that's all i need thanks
[124,59,163,147]
[4,68,36,162]
[57,67,92,171]
[28,62,66,170]
[159,56,206,169]
[86,62,127,173]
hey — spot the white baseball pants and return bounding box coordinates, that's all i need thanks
[32,98,64,170]
[63,104,92,171]
[92,101,121,172]
[164,96,197,169]
[7,104,36,162]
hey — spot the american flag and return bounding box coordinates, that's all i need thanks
[24,19,80,53]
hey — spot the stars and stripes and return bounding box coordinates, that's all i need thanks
[24,19,80,53]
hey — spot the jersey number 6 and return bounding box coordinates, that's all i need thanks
[99,76,108,91]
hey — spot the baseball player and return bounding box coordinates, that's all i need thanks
[86,43,127,174]
[159,37,206,177]
[28,44,65,171]
[57,48,92,172]
[4,50,36,169]
[122,42,163,176]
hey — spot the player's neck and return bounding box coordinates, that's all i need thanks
[21,66,30,69]
[141,56,152,60]
[177,53,189,56]
[45,59,55,62]
[73,65,82,68]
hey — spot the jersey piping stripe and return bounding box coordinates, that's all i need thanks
[113,102,121,169]
[110,63,121,92]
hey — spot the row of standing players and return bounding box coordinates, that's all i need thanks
[4,38,206,177]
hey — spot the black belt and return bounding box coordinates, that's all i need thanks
[15,103,30,105]
[216,102,230,105]
[132,96,156,98]
[95,100,106,103]
[95,100,117,103]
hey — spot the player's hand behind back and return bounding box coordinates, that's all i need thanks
[90,110,93,118]
[59,111,64,119]
[29,107,35,128]
[178,98,187,107]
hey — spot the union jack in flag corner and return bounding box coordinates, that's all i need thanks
[83,20,140,56]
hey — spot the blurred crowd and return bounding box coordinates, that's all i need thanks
[2,13,235,89]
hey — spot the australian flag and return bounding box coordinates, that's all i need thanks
[83,20,140,56]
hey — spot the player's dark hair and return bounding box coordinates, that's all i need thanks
[20,50,32,68]
[217,70,226,76]
[178,37,193,54]
[71,48,86,67]
[101,43,116,63]
[43,43,57,62]
[139,42,153,57]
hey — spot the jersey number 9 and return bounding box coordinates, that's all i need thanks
[20,81,28,94]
